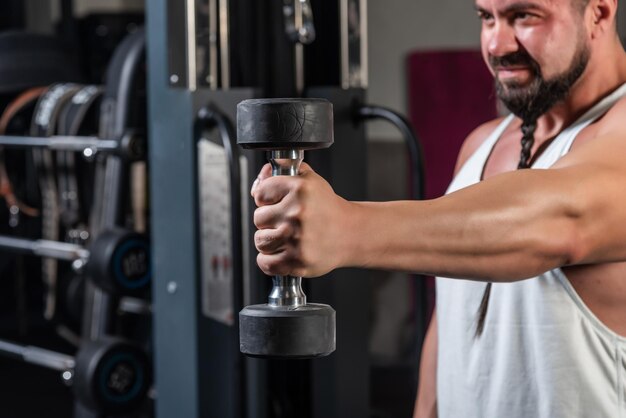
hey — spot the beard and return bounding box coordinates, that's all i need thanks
[492,41,590,123]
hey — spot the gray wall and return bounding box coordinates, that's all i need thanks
[367,0,481,140]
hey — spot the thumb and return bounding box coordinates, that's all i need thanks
[299,162,314,175]
[251,163,272,197]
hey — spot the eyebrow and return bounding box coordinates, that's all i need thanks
[475,1,544,16]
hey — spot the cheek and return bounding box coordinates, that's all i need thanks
[517,25,579,78]
[482,51,495,76]
[516,27,554,73]
[480,33,496,76]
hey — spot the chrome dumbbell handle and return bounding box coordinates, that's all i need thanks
[267,150,307,308]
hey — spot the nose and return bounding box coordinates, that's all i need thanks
[485,21,519,58]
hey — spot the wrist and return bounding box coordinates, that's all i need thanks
[338,200,376,269]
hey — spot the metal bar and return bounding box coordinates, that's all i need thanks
[340,0,367,89]
[186,0,198,91]
[0,235,89,261]
[294,0,304,95]
[0,135,118,154]
[218,0,231,89]
[359,0,369,88]
[208,0,219,90]
[340,0,349,89]
[118,297,152,315]
[0,339,75,371]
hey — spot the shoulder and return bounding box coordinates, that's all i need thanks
[453,116,510,175]
[595,95,626,136]
[553,95,626,169]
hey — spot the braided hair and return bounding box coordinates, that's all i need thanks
[475,119,537,338]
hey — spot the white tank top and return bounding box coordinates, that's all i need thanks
[436,83,626,418]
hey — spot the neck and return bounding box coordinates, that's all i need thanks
[533,42,626,138]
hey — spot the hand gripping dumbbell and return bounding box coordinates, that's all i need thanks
[237,98,336,359]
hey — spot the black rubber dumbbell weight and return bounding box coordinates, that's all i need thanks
[74,337,151,413]
[86,228,151,295]
[0,336,150,414]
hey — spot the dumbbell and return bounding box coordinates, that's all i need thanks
[0,228,151,295]
[0,337,150,413]
[86,229,151,295]
[237,98,336,359]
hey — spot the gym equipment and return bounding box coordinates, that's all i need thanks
[0,19,151,418]
[195,104,244,325]
[237,98,336,359]
[0,337,150,414]
[31,83,84,321]
[0,131,143,159]
[0,32,83,95]
[0,87,46,228]
[0,228,151,295]
[57,85,104,244]
[354,104,424,207]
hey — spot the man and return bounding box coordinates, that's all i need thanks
[251,0,626,416]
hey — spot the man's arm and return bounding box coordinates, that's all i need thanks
[413,311,438,418]
[252,119,626,281]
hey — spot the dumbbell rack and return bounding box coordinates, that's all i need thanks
[0,29,152,418]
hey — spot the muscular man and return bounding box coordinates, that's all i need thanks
[251,0,626,416]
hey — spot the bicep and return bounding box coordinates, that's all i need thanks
[550,132,626,264]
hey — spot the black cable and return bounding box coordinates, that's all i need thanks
[354,105,425,201]
[195,104,244,418]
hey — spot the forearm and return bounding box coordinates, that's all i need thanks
[345,169,583,282]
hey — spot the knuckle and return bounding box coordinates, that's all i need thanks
[252,211,259,228]
[257,253,291,276]
[292,177,307,194]
[254,188,270,207]
[254,206,277,229]
[254,231,278,251]
[253,231,265,249]
[286,203,304,221]
[257,254,271,274]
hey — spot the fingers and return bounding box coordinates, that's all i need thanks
[253,195,302,228]
[254,223,295,254]
[249,161,321,278]
[251,163,271,197]
[257,253,291,277]
[251,162,314,199]
[255,221,300,276]
[257,252,303,277]
[298,162,313,175]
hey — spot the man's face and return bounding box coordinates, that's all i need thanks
[477,0,591,121]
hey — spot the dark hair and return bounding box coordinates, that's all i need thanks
[475,120,536,338]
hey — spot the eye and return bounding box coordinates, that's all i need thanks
[514,12,531,20]
[477,10,494,23]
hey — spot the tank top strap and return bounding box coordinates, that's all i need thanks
[469,114,515,169]
[450,114,515,191]
[534,83,626,167]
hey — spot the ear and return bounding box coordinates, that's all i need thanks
[586,0,618,38]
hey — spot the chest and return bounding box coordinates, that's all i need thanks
[481,122,600,179]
